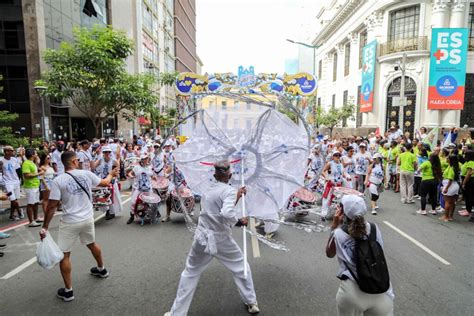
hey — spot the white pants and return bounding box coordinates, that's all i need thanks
[336,279,393,316]
[169,233,257,315]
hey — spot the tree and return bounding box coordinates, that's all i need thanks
[318,103,355,136]
[36,26,158,137]
[0,75,38,147]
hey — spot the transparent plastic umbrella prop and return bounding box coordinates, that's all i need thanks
[173,106,309,271]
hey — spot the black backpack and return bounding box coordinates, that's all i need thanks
[343,222,390,294]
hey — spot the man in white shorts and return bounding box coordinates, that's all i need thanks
[40,151,118,302]
[22,148,44,227]
[0,146,23,220]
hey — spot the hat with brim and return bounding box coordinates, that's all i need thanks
[341,195,367,220]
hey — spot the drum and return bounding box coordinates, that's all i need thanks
[92,187,112,207]
[135,192,161,224]
[124,157,140,173]
[286,187,316,216]
[152,176,169,200]
[170,187,195,213]
[331,187,364,208]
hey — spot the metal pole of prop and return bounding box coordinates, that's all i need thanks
[241,157,248,279]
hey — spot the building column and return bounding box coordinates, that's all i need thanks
[22,0,46,138]
[441,0,466,127]
[363,10,383,128]
[423,0,450,127]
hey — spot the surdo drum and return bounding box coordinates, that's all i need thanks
[170,187,195,214]
[285,187,317,216]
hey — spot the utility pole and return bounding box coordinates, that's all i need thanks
[398,53,406,132]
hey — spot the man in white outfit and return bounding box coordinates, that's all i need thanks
[165,160,260,315]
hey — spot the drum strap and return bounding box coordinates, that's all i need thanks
[66,172,91,201]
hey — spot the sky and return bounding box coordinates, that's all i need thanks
[196,0,323,75]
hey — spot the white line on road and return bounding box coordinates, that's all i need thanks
[0,195,133,280]
[1,257,36,280]
[383,221,451,266]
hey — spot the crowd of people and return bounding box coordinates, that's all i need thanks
[0,124,472,315]
[306,125,474,223]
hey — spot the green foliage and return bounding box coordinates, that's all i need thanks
[36,26,158,137]
[318,103,355,135]
[159,71,179,87]
[0,111,36,147]
[278,108,297,123]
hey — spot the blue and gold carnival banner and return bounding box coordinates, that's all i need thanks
[428,28,468,110]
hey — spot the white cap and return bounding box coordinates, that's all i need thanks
[101,146,112,153]
[140,153,149,160]
[373,153,383,159]
[341,195,367,220]
[323,135,329,140]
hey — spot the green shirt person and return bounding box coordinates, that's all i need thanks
[398,151,417,172]
[22,148,44,227]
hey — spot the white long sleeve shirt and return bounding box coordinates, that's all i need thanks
[197,181,238,234]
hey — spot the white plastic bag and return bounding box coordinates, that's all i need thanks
[36,234,64,270]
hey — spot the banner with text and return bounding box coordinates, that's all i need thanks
[360,40,377,113]
[428,28,468,110]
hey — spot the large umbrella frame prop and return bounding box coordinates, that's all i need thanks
[160,92,313,277]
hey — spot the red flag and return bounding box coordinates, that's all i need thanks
[375,128,380,137]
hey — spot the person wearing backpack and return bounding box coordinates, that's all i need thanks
[326,195,394,316]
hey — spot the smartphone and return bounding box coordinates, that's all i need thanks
[6,192,12,197]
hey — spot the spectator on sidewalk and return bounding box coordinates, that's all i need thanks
[22,148,43,227]
[0,146,24,220]
[398,143,418,204]
[39,153,55,217]
[40,150,118,302]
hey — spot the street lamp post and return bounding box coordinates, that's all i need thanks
[286,39,319,135]
[33,85,48,141]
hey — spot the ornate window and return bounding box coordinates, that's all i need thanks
[333,52,338,82]
[389,5,420,41]
[332,94,336,108]
[344,43,350,76]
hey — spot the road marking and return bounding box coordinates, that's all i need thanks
[383,221,451,266]
[1,257,36,280]
[0,195,133,280]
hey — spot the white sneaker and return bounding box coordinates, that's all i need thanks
[247,302,260,314]
[161,216,170,222]
[416,210,427,215]
[413,195,420,199]
[163,312,171,316]
[374,205,379,210]
[265,232,275,239]
[371,209,377,215]
[28,221,41,227]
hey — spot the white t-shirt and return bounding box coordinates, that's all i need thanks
[51,150,65,175]
[343,155,356,175]
[0,157,21,186]
[333,222,394,299]
[355,152,372,175]
[95,158,117,179]
[77,150,92,171]
[49,169,101,223]
[132,165,154,191]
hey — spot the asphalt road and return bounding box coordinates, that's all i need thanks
[0,188,473,316]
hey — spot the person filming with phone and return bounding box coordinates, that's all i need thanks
[326,195,394,316]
